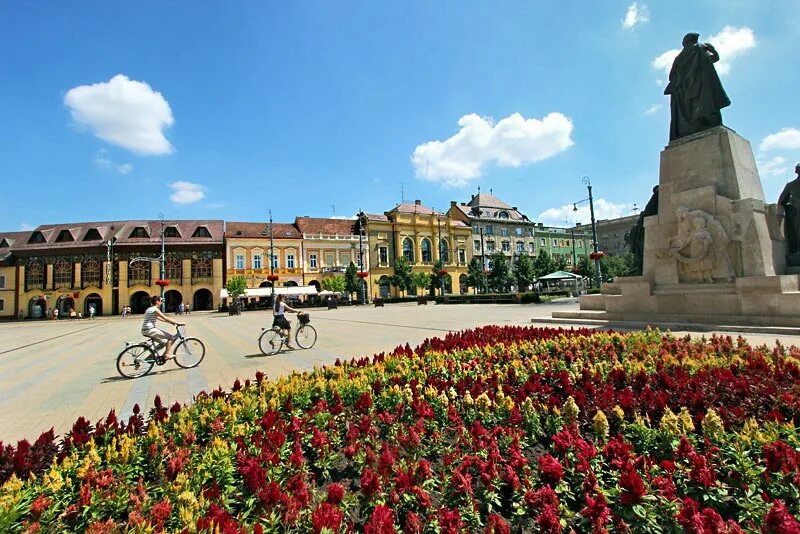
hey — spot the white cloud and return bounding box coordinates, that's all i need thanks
[20,223,34,231]
[64,74,175,155]
[757,156,790,179]
[652,26,755,77]
[622,3,649,29]
[117,163,133,174]
[169,181,206,204]
[412,112,574,187]
[760,128,800,152]
[538,199,635,226]
[644,103,663,115]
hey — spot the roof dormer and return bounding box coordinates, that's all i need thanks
[28,231,46,244]
[0,238,9,248]
[55,229,75,243]
[129,226,150,239]
[192,226,212,238]
[164,226,181,238]
[83,228,102,241]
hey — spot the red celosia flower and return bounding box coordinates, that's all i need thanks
[438,508,463,534]
[312,502,343,533]
[603,435,634,470]
[618,466,646,506]
[763,500,800,533]
[486,513,511,534]
[538,454,564,486]
[327,483,345,504]
[651,475,677,500]
[537,504,562,534]
[364,505,396,534]
[581,492,611,531]
[150,498,172,531]
[361,467,381,497]
[403,511,423,534]
[763,441,799,475]
[30,494,50,518]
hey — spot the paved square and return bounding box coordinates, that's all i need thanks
[1,301,797,444]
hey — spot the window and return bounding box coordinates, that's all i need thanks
[129,227,149,239]
[324,253,335,267]
[559,240,565,247]
[0,275,5,288]
[528,228,535,237]
[515,227,523,236]
[0,299,4,312]
[164,226,181,238]
[577,240,583,248]
[502,241,510,253]
[287,254,295,269]
[528,243,535,253]
[500,227,509,237]
[272,255,280,269]
[310,254,318,269]
[487,241,495,252]
[26,260,44,288]
[53,260,73,288]
[439,238,449,263]
[129,261,150,285]
[566,239,571,247]
[474,240,481,252]
[420,238,432,262]
[498,211,509,219]
[340,253,350,266]
[28,231,46,244]
[458,249,466,264]
[192,257,213,279]
[485,225,494,236]
[55,230,74,243]
[540,238,546,246]
[192,226,212,238]
[83,228,102,241]
[516,242,525,253]
[379,246,388,265]
[235,254,245,269]
[253,253,262,269]
[81,260,101,288]
[166,258,182,280]
[402,237,414,262]
[552,238,558,246]
[472,226,481,234]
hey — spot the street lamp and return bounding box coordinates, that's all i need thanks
[269,210,275,303]
[129,214,167,311]
[573,176,603,288]
[357,211,367,304]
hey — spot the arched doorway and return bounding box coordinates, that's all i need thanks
[193,288,213,311]
[130,291,150,314]
[284,280,298,287]
[84,293,102,317]
[459,274,468,294]
[164,290,183,313]
[28,297,46,319]
[377,275,391,298]
[56,296,75,318]
[308,280,321,293]
[259,281,272,288]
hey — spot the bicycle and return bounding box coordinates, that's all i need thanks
[116,325,206,379]
[258,312,317,355]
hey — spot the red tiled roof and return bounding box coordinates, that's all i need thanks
[389,202,440,215]
[226,221,301,239]
[294,217,356,235]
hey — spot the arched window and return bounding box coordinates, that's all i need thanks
[53,260,73,288]
[26,260,44,289]
[129,261,151,286]
[191,257,213,280]
[402,237,414,262]
[166,258,182,280]
[420,238,432,263]
[498,211,509,219]
[81,259,101,288]
[439,238,449,263]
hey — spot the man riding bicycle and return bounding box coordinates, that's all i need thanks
[142,295,183,355]
[273,294,299,349]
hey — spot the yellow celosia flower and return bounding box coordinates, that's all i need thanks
[612,405,625,421]
[563,396,579,423]
[659,407,680,437]
[702,408,724,438]
[476,392,492,411]
[593,410,609,441]
[44,466,64,493]
[678,408,695,434]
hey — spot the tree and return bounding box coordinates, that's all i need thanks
[533,249,557,280]
[344,262,359,299]
[601,253,634,281]
[226,275,248,300]
[321,276,346,293]
[554,255,568,272]
[411,272,432,296]
[466,257,486,294]
[513,254,536,292]
[391,256,414,297]
[431,260,447,296]
[576,255,595,279]
[487,252,513,293]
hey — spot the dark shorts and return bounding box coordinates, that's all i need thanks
[273,315,290,329]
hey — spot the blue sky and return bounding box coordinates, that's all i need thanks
[1,1,798,231]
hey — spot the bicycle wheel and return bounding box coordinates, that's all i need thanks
[174,337,206,368]
[116,344,156,379]
[295,325,317,349]
[259,328,283,355]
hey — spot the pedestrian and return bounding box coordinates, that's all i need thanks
[53,308,59,320]
[178,302,185,315]
[184,302,191,315]
[89,305,95,319]
[18,309,24,320]
[69,307,77,320]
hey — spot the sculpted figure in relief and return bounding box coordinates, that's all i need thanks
[664,207,735,282]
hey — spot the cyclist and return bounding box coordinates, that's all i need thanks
[273,294,299,349]
[142,295,183,356]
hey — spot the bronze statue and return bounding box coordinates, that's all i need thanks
[779,163,800,255]
[664,33,731,141]
[627,185,659,275]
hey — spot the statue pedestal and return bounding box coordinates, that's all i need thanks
[554,127,800,329]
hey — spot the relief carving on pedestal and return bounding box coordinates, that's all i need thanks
[658,206,735,283]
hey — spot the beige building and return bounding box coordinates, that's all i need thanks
[225,221,304,290]
[295,217,367,292]
[366,200,472,297]
[0,232,26,320]
[10,220,224,317]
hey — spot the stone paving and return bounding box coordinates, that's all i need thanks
[1,300,798,444]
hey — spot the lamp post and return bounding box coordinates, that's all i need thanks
[269,210,275,303]
[573,177,602,288]
[357,211,367,304]
[106,233,117,314]
[129,214,167,311]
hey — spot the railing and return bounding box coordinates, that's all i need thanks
[302,233,360,241]
[321,266,347,273]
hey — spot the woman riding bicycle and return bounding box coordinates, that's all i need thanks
[142,295,183,355]
[273,294,299,349]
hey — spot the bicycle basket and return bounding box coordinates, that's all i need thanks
[298,313,310,325]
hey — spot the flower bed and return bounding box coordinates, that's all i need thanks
[2,326,800,532]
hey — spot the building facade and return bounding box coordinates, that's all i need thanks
[9,220,224,318]
[534,223,593,268]
[448,192,539,268]
[366,200,471,297]
[0,232,26,320]
[225,222,304,290]
[295,217,368,292]
[589,214,639,257]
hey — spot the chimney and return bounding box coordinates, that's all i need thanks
[512,206,517,210]
[415,199,421,205]
[450,201,457,208]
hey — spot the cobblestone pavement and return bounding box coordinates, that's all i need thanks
[1,300,798,443]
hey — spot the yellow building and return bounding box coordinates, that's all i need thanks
[225,222,304,292]
[0,232,26,320]
[295,217,367,293]
[366,200,472,298]
[11,220,224,318]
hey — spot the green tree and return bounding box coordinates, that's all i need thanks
[487,252,513,293]
[601,253,634,281]
[411,271,432,296]
[431,260,447,296]
[513,254,536,292]
[466,257,486,294]
[225,275,248,300]
[554,255,568,272]
[321,275,346,293]
[344,262,359,299]
[533,249,557,279]
[391,256,414,297]
[576,255,595,279]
